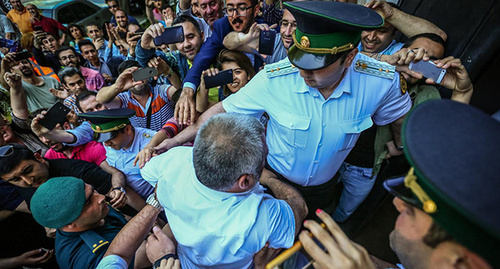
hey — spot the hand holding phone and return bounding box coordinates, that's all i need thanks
[204,69,234,89]
[153,25,184,46]
[259,29,276,55]
[13,50,31,62]
[38,102,71,131]
[132,67,159,82]
[408,60,447,83]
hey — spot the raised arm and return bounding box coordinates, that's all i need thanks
[96,67,142,108]
[366,0,447,41]
[4,72,29,120]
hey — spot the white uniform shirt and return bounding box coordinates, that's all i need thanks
[141,147,295,269]
[223,54,411,186]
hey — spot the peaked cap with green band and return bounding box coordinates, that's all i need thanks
[79,108,136,143]
[284,1,383,70]
[384,100,500,267]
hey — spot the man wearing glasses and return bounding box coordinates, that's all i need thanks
[175,0,263,126]
[106,0,140,27]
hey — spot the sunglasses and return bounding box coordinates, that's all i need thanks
[108,4,118,8]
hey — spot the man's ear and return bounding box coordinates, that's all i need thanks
[253,4,260,18]
[125,125,133,134]
[34,152,45,163]
[343,48,358,68]
[62,122,72,130]
[237,174,255,191]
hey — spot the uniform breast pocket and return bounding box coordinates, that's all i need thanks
[274,113,311,149]
[338,116,373,151]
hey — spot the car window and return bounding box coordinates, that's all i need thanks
[69,2,98,22]
[57,6,76,24]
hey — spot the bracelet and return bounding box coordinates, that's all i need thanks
[112,187,126,194]
[153,253,178,269]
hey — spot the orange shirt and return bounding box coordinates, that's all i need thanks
[7,7,33,34]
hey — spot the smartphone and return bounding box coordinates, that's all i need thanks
[204,69,234,89]
[34,25,43,31]
[132,67,159,81]
[153,25,184,46]
[259,29,276,55]
[408,60,447,83]
[38,102,71,131]
[13,50,31,61]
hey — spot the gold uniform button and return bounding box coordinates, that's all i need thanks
[423,200,437,213]
[300,36,310,48]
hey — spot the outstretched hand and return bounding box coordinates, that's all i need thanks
[300,209,376,269]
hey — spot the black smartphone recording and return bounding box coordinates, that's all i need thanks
[13,50,31,61]
[38,102,71,131]
[153,25,184,46]
[259,29,276,55]
[204,69,234,89]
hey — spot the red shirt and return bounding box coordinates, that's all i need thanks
[32,15,67,38]
[44,141,107,166]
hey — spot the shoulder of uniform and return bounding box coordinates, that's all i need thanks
[265,59,299,78]
[80,230,110,254]
[353,54,396,80]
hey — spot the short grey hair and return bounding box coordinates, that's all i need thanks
[193,113,265,191]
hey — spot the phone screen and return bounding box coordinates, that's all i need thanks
[204,70,234,89]
[408,60,447,83]
[153,26,184,46]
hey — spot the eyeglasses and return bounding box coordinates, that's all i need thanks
[108,4,118,9]
[280,20,297,29]
[224,5,254,17]
[0,145,14,157]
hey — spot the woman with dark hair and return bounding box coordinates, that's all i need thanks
[196,50,256,113]
[67,24,90,53]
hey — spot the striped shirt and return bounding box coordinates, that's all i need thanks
[117,84,174,131]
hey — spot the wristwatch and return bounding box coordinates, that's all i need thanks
[112,187,126,194]
[146,194,163,211]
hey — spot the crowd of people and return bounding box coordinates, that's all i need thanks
[1,0,499,268]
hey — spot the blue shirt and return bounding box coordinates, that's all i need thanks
[96,255,128,269]
[141,147,295,269]
[105,127,156,199]
[222,54,411,186]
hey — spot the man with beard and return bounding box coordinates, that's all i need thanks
[30,176,152,269]
[175,0,263,125]
[145,1,413,220]
[298,99,500,269]
[359,1,446,56]
[222,8,296,64]
[114,10,130,39]
[0,53,60,112]
[96,61,177,132]
[106,0,139,27]
[136,15,204,83]
[56,46,105,92]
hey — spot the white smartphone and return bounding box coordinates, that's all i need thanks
[408,60,447,83]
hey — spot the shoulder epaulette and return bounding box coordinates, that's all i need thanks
[265,60,299,78]
[354,59,395,80]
